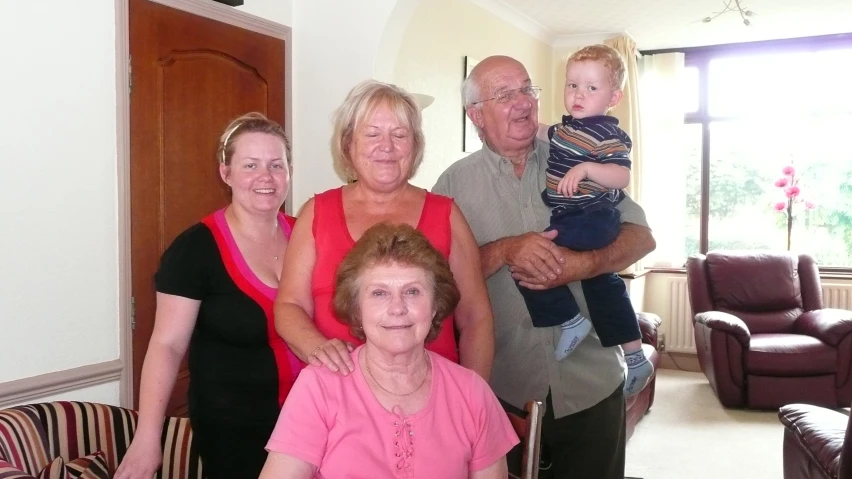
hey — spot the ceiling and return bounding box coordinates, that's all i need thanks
[471,0,852,50]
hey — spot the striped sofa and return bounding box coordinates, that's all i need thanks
[0,401,203,479]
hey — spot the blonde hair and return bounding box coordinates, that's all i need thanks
[333,223,459,342]
[330,80,425,182]
[567,44,627,90]
[216,112,291,166]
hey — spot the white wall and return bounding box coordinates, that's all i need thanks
[391,0,554,190]
[237,0,291,26]
[0,3,120,404]
[288,0,406,210]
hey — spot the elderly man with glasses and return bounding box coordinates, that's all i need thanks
[433,55,655,479]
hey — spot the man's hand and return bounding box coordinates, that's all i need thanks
[513,223,654,290]
[502,230,564,282]
[512,246,592,289]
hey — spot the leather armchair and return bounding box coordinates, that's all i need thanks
[778,403,851,479]
[686,251,852,409]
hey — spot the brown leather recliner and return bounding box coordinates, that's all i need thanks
[778,403,851,479]
[686,251,852,409]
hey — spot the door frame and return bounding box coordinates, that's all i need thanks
[115,0,292,408]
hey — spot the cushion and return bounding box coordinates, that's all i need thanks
[33,452,110,479]
[747,333,837,376]
[0,459,36,479]
[36,457,65,479]
[67,451,110,479]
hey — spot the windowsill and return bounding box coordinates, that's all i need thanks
[619,270,652,279]
[819,271,852,280]
[645,267,687,274]
[643,267,852,279]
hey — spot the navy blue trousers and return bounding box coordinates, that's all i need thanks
[517,206,640,347]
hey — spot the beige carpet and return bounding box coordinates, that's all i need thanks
[625,369,784,479]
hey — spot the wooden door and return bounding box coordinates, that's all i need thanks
[129,0,285,415]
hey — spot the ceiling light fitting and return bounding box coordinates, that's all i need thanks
[702,0,756,26]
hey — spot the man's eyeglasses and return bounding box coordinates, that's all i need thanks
[471,86,542,105]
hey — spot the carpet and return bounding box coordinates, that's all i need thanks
[625,369,783,479]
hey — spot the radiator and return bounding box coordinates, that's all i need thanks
[822,283,852,309]
[667,278,696,353]
[664,279,852,354]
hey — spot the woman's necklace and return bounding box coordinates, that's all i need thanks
[228,208,281,260]
[364,351,429,397]
[256,222,281,260]
[271,224,281,260]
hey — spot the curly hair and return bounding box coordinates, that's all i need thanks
[332,223,459,342]
[567,44,627,90]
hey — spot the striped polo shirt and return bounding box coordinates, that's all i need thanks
[544,115,632,211]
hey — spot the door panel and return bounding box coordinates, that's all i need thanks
[130,0,285,415]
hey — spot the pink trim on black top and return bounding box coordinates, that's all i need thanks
[202,209,303,406]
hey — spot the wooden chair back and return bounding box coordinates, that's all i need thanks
[507,400,544,479]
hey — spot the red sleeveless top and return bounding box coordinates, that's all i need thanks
[311,187,459,363]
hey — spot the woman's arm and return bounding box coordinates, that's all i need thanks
[115,294,199,479]
[259,453,317,479]
[449,203,494,380]
[470,457,508,479]
[274,199,354,374]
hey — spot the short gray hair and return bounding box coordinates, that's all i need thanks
[461,74,481,109]
[461,70,485,138]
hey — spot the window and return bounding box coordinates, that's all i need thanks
[648,36,852,269]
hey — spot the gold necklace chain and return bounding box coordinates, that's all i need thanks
[364,351,429,397]
[271,222,281,260]
[229,207,281,260]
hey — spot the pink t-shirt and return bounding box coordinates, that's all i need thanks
[266,346,519,478]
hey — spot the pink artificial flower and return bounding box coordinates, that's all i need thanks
[805,200,816,209]
[773,201,787,211]
[774,177,790,187]
[785,186,800,198]
[782,165,796,175]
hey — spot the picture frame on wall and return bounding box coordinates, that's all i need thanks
[463,56,482,153]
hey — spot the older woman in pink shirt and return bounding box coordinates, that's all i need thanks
[260,223,517,478]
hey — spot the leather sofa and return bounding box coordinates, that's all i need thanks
[778,403,851,479]
[626,312,662,440]
[686,251,852,409]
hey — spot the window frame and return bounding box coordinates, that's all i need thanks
[641,33,852,273]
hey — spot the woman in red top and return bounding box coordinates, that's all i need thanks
[274,80,494,380]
